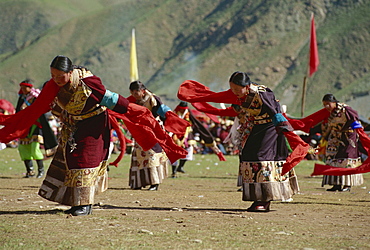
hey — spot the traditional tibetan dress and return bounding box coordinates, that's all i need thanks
[320,103,363,187]
[129,90,169,189]
[38,68,129,206]
[177,80,305,203]
[237,83,299,202]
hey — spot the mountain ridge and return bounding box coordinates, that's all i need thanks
[0,0,369,118]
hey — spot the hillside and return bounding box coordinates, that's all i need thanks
[0,0,369,118]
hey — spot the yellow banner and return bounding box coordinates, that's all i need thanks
[130,28,139,82]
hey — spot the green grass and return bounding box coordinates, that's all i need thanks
[0,147,370,249]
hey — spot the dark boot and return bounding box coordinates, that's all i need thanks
[246,202,258,212]
[71,205,92,216]
[254,201,270,212]
[64,206,78,214]
[326,185,342,191]
[247,201,270,212]
[24,160,35,178]
[36,160,44,178]
[171,165,177,178]
[148,184,159,191]
[177,159,186,173]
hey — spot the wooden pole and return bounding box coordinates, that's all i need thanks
[301,76,307,117]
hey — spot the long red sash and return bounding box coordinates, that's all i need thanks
[0,80,187,165]
[178,80,309,171]
[311,128,370,176]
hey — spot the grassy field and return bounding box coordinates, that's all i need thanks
[0,147,369,249]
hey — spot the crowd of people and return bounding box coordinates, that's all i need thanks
[0,55,369,216]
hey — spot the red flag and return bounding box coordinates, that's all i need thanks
[309,14,319,76]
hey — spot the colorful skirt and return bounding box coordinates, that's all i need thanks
[322,158,363,187]
[129,143,169,189]
[239,161,299,202]
[38,112,110,206]
[38,146,108,206]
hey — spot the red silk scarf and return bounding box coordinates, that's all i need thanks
[191,102,238,117]
[127,95,190,138]
[0,79,187,165]
[178,80,309,171]
[286,108,370,176]
[311,128,370,176]
[0,79,60,142]
[109,105,187,164]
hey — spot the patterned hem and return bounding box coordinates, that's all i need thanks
[129,164,167,189]
[322,158,364,186]
[242,177,298,202]
[38,147,108,206]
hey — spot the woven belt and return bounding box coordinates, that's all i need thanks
[332,129,354,133]
[342,129,354,132]
[68,106,106,121]
[254,118,272,125]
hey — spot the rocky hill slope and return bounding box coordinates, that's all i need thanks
[0,0,369,118]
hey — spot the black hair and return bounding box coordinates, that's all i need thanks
[231,104,241,112]
[229,71,250,87]
[322,94,338,103]
[129,81,146,91]
[178,101,188,107]
[50,55,73,72]
[20,79,33,84]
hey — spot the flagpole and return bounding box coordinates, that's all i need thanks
[301,76,308,117]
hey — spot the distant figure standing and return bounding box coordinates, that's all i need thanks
[171,101,196,178]
[16,79,57,178]
[128,81,169,191]
[319,94,363,192]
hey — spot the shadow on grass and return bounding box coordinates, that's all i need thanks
[0,209,64,215]
[0,185,39,190]
[0,176,26,179]
[0,206,278,215]
[98,204,247,213]
[108,187,240,192]
[279,201,367,207]
[108,187,133,191]
[189,176,237,180]
[2,200,367,216]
